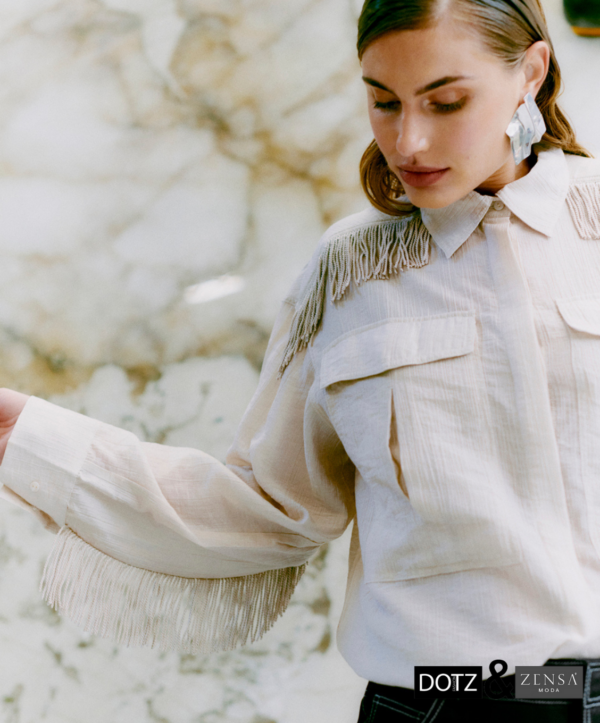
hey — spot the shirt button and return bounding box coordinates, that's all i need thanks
[30,481,40,491]
[492,200,505,211]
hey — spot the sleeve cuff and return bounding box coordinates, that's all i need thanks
[0,395,100,528]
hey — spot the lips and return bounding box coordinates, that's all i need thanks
[398,167,450,188]
[399,166,447,173]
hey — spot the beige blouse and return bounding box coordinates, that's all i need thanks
[1,142,600,687]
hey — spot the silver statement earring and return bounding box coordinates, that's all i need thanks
[505,93,546,165]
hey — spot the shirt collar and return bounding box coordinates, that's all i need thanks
[419,144,570,259]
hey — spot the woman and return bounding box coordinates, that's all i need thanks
[0,0,598,721]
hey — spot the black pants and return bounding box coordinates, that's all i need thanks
[357,659,600,722]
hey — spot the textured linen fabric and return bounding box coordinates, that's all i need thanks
[1,143,600,685]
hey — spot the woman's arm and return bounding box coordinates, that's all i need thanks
[0,287,356,653]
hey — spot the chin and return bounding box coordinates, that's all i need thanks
[403,186,460,210]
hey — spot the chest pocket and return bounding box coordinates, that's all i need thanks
[320,313,476,388]
[320,312,524,583]
[557,295,600,558]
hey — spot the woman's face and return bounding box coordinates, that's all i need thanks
[360,16,548,208]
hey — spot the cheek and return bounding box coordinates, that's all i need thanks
[368,112,397,153]
[445,117,481,157]
[444,105,508,163]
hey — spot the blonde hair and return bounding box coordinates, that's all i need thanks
[357,0,593,216]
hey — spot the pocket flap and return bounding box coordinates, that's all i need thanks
[320,313,476,388]
[556,296,600,336]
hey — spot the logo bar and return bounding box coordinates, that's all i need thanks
[414,660,584,699]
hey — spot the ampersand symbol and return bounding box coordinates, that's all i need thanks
[483,659,515,699]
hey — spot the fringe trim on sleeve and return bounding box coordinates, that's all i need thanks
[40,526,307,653]
[278,212,431,377]
[566,181,600,239]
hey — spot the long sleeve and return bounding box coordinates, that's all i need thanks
[0,281,356,653]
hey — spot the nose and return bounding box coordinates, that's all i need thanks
[395,110,429,158]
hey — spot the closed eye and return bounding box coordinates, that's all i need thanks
[373,100,400,111]
[433,98,467,113]
[373,98,467,113]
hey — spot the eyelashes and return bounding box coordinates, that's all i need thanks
[431,98,467,113]
[373,98,467,114]
[372,101,400,111]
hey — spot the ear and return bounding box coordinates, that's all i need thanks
[520,40,550,100]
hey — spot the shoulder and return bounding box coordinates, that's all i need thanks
[295,205,426,298]
[564,152,600,183]
[278,204,431,377]
[563,152,600,240]
[285,206,410,305]
[319,205,400,241]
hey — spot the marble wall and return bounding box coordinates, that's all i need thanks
[0,1,597,722]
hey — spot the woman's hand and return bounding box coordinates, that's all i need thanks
[0,388,30,465]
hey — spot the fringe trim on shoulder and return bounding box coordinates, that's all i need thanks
[566,181,600,239]
[278,213,431,377]
[40,527,307,653]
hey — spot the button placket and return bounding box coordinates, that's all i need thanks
[483,215,580,592]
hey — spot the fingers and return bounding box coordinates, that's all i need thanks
[0,389,30,464]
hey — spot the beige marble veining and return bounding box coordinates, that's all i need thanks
[0,0,597,721]
[0,0,371,391]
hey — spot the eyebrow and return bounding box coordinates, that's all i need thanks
[361,75,473,96]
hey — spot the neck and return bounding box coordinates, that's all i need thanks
[476,154,536,196]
